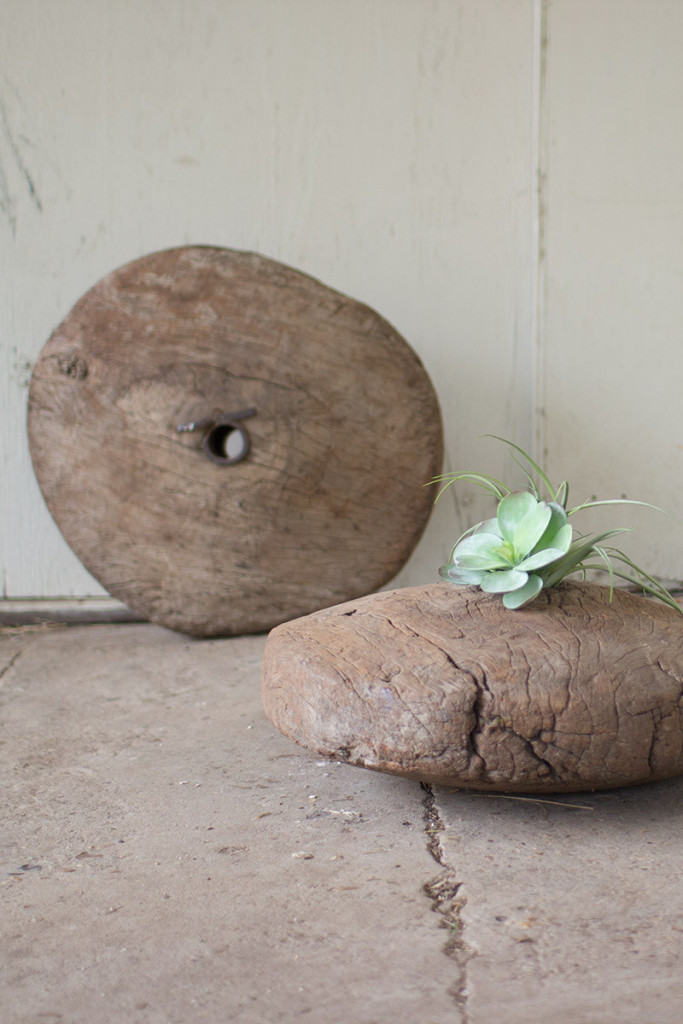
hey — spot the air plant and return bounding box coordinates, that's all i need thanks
[435,438,681,612]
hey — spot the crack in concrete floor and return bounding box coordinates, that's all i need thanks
[421,782,472,1021]
[0,624,461,1024]
[2,622,682,1023]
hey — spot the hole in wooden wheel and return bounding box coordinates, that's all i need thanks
[203,422,250,465]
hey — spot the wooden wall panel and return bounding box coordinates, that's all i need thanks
[0,0,535,599]
[540,0,683,582]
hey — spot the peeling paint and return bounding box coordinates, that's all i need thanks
[0,90,42,232]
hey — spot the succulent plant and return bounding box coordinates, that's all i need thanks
[435,438,681,612]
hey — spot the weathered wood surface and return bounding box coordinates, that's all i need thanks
[28,246,443,636]
[261,581,683,793]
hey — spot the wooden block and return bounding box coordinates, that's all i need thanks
[261,581,683,793]
[28,246,443,636]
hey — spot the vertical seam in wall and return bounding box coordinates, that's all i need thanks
[531,0,550,466]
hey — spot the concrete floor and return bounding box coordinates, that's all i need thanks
[1,621,682,1024]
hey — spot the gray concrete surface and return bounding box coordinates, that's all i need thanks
[1,622,682,1024]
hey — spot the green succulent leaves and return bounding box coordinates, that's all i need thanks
[441,493,573,609]
[436,438,682,613]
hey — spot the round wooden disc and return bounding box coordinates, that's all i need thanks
[28,246,443,636]
[262,582,683,793]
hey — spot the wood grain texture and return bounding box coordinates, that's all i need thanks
[261,581,683,793]
[2,1,536,599]
[28,246,443,636]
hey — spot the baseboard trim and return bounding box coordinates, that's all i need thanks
[0,598,146,626]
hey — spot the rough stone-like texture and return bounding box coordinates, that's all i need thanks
[28,245,442,637]
[434,780,683,1024]
[0,624,458,1024]
[261,581,683,792]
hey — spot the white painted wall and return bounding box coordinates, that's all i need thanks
[1,0,681,603]
[540,0,683,583]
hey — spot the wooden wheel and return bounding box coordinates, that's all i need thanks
[28,246,443,636]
